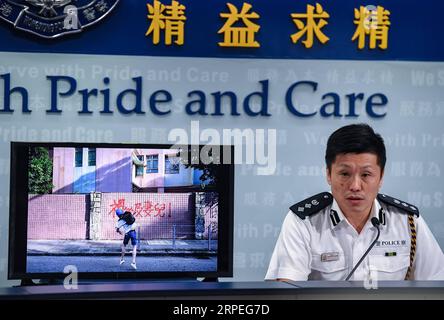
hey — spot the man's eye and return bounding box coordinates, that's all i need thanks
[340,172,349,176]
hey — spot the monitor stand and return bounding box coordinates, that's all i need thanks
[17,278,64,287]
[19,278,38,286]
[201,277,219,282]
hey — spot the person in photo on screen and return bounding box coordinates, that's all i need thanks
[115,209,138,270]
[265,123,444,281]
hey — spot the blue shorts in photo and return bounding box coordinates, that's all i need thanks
[123,230,137,246]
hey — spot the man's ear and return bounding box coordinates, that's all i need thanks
[326,167,332,186]
[379,169,384,189]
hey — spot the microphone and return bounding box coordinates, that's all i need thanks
[345,217,381,281]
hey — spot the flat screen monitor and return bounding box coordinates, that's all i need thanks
[8,142,234,281]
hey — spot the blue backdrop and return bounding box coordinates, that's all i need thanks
[0,0,443,61]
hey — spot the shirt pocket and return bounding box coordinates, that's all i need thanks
[368,253,410,280]
[309,254,347,280]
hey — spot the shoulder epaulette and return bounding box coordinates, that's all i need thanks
[377,194,419,217]
[290,192,333,220]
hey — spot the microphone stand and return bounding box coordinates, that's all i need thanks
[345,217,381,281]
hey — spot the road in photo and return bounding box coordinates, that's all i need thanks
[27,255,217,273]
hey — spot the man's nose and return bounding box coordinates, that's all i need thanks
[349,175,362,191]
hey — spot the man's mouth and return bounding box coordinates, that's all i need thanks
[346,195,365,203]
[347,196,364,200]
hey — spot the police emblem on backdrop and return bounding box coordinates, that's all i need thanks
[0,0,119,38]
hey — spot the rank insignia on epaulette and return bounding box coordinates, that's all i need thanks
[290,192,333,220]
[377,194,420,217]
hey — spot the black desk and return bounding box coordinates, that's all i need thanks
[0,281,443,299]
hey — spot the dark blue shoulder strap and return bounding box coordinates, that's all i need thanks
[377,194,419,217]
[289,192,333,220]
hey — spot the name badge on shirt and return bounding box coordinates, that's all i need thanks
[321,252,340,262]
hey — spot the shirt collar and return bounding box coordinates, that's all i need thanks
[329,198,383,229]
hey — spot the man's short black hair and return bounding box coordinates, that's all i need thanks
[325,123,386,172]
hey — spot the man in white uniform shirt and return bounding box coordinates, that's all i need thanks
[265,124,444,281]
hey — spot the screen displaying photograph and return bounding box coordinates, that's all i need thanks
[25,146,219,274]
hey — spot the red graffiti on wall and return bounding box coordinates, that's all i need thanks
[108,198,171,218]
[133,202,143,217]
[108,199,130,214]
[142,200,171,217]
[154,203,166,217]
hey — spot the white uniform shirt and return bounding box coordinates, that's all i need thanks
[265,198,444,281]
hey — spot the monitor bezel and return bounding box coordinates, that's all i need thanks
[8,141,234,281]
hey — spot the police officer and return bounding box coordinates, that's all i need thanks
[265,124,444,281]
